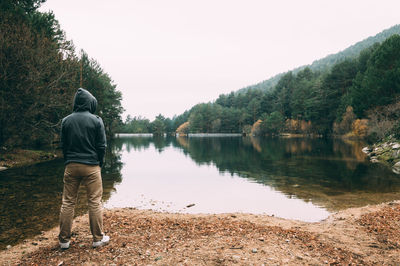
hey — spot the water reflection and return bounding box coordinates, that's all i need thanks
[171,137,400,208]
[111,135,400,213]
[2,136,400,249]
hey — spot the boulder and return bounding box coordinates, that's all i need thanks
[392,143,400,149]
[393,161,400,175]
[362,147,371,154]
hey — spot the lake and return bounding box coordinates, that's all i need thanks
[1,135,400,249]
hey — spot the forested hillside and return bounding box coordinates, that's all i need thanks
[236,24,400,94]
[0,0,123,148]
[122,27,400,141]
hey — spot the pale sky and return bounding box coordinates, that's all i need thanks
[40,0,400,120]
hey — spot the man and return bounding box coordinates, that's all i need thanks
[59,88,109,249]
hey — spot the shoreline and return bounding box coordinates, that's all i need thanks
[1,201,400,265]
[361,137,400,174]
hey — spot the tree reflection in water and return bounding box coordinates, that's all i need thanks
[2,136,400,249]
[116,135,400,211]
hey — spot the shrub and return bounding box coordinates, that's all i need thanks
[366,100,400,141]
[352,119,368,138]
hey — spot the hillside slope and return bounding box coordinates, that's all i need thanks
[237,24,400,94]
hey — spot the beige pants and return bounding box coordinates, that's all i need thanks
[59,163,104,243]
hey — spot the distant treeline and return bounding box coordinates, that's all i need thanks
[0,0,123,148]
[121,33,400,141]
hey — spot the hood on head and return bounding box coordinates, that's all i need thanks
[73,88,97,114]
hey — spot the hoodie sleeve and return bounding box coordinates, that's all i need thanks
[96,117,107,167]
[60,119,67,160]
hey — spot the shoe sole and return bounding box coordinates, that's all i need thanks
[92,242,109,248]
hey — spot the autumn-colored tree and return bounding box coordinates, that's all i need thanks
[176,122,190,136]
[352,119,368,138]
[335,106,356,134]
[251,120,263,136]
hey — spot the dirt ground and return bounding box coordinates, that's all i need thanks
[1,201,400,265]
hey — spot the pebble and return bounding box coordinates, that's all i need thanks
[0,166,7,171]
[251,248,258,253]
[6,245,11,249]
[392,143,400,149]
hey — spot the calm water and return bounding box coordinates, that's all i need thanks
[1,136,400,248]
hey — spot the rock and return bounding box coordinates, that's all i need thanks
[251,248,258,253]
[0,166,7,171]
[392,150,400,159]
[362,147,371,154]
[186,204,195,208]
[393,161,400,175]
[6,245,11,249]
[392,143,400,149]
[370,157,379,163]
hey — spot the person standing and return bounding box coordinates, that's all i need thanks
[59,88,109,249]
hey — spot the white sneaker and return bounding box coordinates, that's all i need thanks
[59,241,70,249]
[92,235,110,248]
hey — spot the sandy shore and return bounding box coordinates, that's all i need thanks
[1,201,400,265]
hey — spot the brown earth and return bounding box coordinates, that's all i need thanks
[1,201,400,265]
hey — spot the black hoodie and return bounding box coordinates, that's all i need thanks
[61,88,106,166]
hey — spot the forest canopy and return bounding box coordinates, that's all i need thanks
[0,0,123,148]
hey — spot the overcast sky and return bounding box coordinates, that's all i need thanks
[40,0,400,120]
